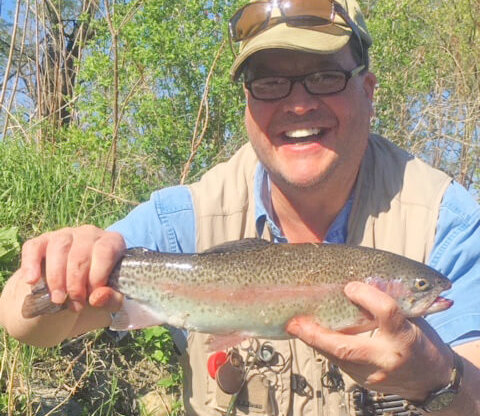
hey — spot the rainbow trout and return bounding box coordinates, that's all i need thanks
[22,239,452,338]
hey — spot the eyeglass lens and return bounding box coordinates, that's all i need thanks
[249,70,352,100]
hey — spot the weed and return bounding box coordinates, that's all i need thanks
[134,327,175,365]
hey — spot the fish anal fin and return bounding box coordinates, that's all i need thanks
[202,238,272,254]
[205,333,250,351]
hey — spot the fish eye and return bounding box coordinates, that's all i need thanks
[415,278,430,291]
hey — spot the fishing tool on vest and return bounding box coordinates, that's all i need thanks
[207,351,228,380]
[322,363,349,416]
[257,342,275,364]
[216,350,246,395]
[215,339,277,416]
[352,389,423,416]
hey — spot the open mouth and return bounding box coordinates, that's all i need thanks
[425,296,453,314]
[282,127,329,144]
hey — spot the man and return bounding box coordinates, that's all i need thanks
[1,0,479,415]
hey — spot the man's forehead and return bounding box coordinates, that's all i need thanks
[246,48,348,75]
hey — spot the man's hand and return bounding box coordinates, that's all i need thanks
[21,225,125,312]
[0,225,125,346]
[286,281,454,402]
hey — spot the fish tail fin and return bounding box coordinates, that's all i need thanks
[21,280,67,319]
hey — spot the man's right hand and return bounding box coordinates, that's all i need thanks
[0,226,126,347]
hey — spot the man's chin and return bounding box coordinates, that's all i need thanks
[272,171,334,192]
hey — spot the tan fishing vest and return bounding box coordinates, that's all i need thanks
[183,134,452,416]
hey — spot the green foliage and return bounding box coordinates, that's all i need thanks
[0,140,135,238]
[361,0,479,188]
[0,226,20,286]
[134,326,175,365]
[75,0,247,185]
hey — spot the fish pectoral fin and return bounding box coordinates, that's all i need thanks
[201,238,272,254]
[109,298,166,331]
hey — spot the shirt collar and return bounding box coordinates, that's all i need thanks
[254,163,353,243]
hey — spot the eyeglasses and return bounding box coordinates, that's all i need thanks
[245,64,365,100]
[229,0,364,60]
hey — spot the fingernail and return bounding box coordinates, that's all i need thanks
[51,290,67,304]
[286,320,301,336]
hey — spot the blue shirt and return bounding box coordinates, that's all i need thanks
[109,163,480,347]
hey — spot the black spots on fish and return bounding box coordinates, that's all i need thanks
[313,292,360,329]
[142,263,154,273]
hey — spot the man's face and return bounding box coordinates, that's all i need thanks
[244,47,376,192]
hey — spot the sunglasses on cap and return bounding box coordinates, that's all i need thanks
[229,0,364,60]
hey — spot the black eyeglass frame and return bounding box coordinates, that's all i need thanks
[245,64,366,101]
[228,0,365,70]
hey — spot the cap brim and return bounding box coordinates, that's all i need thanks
[231,23,352,80]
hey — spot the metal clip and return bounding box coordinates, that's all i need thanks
[257,342,275,364]
[321,364,345,392]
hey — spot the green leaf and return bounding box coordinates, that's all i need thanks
[0,226,20,265]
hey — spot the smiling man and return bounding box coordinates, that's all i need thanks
[1,1,480,415]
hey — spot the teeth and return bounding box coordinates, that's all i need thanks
[285,128,322,138]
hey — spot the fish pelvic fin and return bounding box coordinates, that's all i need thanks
[21,280,67,319]
[109,298,167,331]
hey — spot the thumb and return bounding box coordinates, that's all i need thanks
[89,287,124,313]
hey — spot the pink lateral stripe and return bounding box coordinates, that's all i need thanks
[158,283,338,304]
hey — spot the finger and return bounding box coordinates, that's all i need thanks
[66,227,98,312]
[89,287,124,313]
[20,234,49,284]
[89,231,126,292]
[344,282,409,334]
[45,230,74,304]
[287,316,376,364]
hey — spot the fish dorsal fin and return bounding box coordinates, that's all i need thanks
[125,247,156,256]
[202,238,272,254]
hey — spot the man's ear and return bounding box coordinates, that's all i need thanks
[363,71,377,101]
[363,72,377,117]
[243,83,249,98]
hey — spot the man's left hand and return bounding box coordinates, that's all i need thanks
[286,281,453,402]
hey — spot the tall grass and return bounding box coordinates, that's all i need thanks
[0,139,182,415]
[0,140,134,239]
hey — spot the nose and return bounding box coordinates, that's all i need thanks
[282,80,320,115]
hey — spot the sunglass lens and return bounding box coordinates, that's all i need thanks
[282,0,333,20]
[230,1,271,42]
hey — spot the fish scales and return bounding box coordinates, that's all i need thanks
[22,239,453,339]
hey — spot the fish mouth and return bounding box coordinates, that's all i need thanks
[425,296,453,314]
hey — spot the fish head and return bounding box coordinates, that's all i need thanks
[365,267,453,318]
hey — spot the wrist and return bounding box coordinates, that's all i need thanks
[408,346,463,413]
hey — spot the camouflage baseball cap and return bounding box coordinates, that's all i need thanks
[230,0,372,80]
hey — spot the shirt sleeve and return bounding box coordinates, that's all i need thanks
[426,181,480,346]
[106,185,195,350]
[107,185,196,253]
